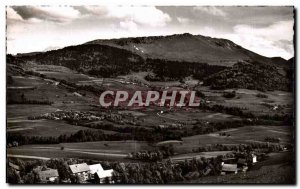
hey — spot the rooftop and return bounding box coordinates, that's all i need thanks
[38,169,59,180]
[222,164,238,172]
[96,169,114,179]
[69,163,90,174]
[89,164,104,174]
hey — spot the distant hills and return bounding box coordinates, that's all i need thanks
[86,33,288,68]
[7,33,294,91]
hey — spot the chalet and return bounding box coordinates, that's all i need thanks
[88,163,114,183]
[221,163,238,175]
[37,168,59,183]
[96,169,114,184]
[88,164,102,180]
[69,163,90,182]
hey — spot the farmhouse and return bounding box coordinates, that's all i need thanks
[37,168,59,183]
[69,163,90,182]
[221,163,238,175]
[33,166,59,183]
[89,163,114,183]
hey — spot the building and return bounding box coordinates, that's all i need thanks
[89,164,114,184]
[95,169,114,183]
[37,168,59,183]
[69,163,90,182]
[88,164,103,180]
[251,154,257,164]
[221,163,238,175]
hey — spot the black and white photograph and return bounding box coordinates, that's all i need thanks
[5,4,296,185]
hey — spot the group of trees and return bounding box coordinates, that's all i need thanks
[193,143,289,153]
[222,91,236,98]
[129,150,164,162]
[20,44,146,78]
[203,61,290,91]
[7,93,53,105]
[145,58,226,81]
[264,137,280,143]
[199,103,293,125]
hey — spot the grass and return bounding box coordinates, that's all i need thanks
[197,87,294,116]
[8,140,154,160]
[183,151,295,184]
[7,119,101,137]
[184,164,294,184]
[176,125,292,154]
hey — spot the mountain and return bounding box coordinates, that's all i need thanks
[86,33,287,67]
[6,33,292,91]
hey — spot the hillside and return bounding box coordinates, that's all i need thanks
[86,33,287,67]
[7,33,292,91]
[203,61,290,91]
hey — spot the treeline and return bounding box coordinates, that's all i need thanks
[203,61,290,91]
[20,44,146,78]
[24,70,105,95]
[145,58,226,81]
[7,130,130,145]
[8,116,292,146]
[199,103,294,125]
[265,137,280,143]
[7,99,53,105]
[7,127,182,146]
[192,143,290,153]
[129,150,165,162]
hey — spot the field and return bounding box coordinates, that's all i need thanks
[8,140,154,160]
[197,87,294,116]
[6,63,295,184]
[184,151,294,184]
[176,125,292,153]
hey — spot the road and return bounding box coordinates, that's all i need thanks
[7,154,51,160]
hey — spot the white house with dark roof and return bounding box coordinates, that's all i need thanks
[69,163,90,181]
[37,169,59,183]
[88,163,114,183]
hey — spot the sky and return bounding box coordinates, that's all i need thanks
[6,6,294,59]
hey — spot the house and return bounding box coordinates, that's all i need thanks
[237,158,248,172]
[89,164,114,183]
[37,168,59,183]
[8,162,21,172]
[221,163,238,175]
[96,169,114,183]
[221,157,236,164]
[251,154,257,164]
[88,164,103,180]
[69,163,90,182]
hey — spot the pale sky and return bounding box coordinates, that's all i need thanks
[6,6,294,59]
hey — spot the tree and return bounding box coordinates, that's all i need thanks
[7,168,21,184]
